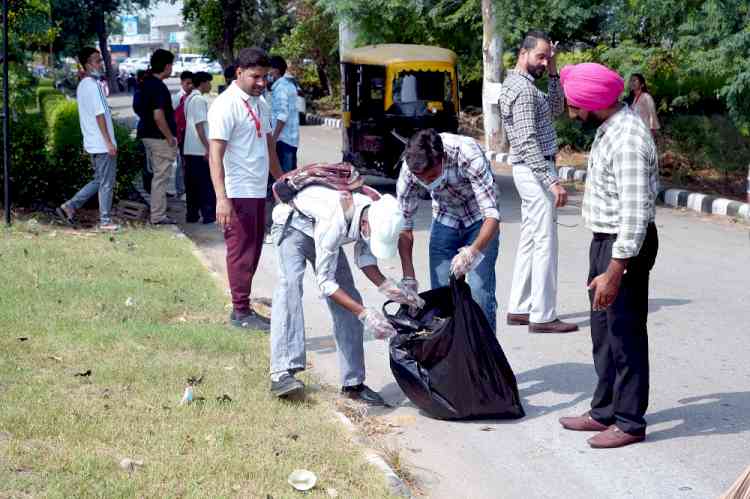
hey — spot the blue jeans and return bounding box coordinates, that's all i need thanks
[269,225,365,387]
[429,219,500,332]
[65,153,117,224]
[276,140,298,173]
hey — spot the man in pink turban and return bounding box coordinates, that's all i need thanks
[558,62,660,449]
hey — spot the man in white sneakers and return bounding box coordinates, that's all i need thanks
[57,47,120,231]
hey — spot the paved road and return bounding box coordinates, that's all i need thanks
[183,125,750,499]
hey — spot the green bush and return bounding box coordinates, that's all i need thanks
[3,97,144,207]
[2,112,51,205]
[554,115,596,151]
[663,114,750,176]
[38,87,66,122]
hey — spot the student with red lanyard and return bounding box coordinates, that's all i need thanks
[208,47,284,330]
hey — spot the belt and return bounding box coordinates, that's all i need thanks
[593,222,656,241]
[543,155,555,161]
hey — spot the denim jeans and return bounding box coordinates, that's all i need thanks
[65,153,117,224]
[276,140,298,173]
[269,225,366,387]
[429,219,500,332]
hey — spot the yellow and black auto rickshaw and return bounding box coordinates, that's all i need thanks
[341,44,460,177]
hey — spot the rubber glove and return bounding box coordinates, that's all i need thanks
[358,308,397,340]
[401,277,419,293]
[378,278,425,309]
[449,246,484,278]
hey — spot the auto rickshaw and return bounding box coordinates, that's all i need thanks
[340,44,460,177]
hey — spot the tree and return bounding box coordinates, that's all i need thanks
[481,0,505,152]
[182,0,293,66]
[51,0,152,88]
[276,0,338,95]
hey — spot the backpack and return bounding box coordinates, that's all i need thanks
[272,162,379,204]
[174,93,191,146]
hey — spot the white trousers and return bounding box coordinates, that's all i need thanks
[507,164,559,323]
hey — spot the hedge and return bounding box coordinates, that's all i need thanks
[2,94,144,206]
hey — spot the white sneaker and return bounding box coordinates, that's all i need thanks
[98,223,121,232]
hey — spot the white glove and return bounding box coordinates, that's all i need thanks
[378,278,425,309]
[358,308,397,340]
[450,246,484,278]
[401,277,419,293]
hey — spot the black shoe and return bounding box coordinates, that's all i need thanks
[271,373,305,398]
[152,217,177,225]
[229,310,270,332]
[341,384,386,406]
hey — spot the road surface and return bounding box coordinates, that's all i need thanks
[183,125,750,499]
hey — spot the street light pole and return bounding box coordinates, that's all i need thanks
[2,0,10,226]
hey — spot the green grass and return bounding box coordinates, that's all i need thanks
[0,218,392,498]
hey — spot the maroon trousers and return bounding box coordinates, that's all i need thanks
[224,198,266,314]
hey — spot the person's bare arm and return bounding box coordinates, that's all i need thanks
[196,122,209,160]
[95,114,116,156]
[398,230,416,279]
[469,218,500,254]
[266,134,284,179]
[209,139,233,228]
[153,108,176,146]
[273,119,286,142]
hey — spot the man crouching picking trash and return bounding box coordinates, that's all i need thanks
[269,185,423,404]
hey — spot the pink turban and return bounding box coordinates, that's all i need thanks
[560,63,624,111]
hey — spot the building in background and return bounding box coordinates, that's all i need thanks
[108,0,189,63]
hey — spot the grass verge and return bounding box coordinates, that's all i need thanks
[0,217,392,498]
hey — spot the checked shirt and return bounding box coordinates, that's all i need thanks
[499,70,565,189]
[583,105,659,259]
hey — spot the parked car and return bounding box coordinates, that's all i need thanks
[196,57,223,75]
[171,53,204,76]
[119,57,149,75]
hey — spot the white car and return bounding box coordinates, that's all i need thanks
[119,57,148,75]
[172,54,203,76]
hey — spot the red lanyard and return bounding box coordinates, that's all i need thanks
[243,99,262,138]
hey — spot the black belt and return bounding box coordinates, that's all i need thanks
[543,155,555,161]
[593,222,656,241]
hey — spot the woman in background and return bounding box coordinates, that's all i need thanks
[628,73,660,136]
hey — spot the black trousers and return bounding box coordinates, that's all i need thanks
[184,155,216,223]
[588,223,658,435]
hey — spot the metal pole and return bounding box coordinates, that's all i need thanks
[2,0,10,226]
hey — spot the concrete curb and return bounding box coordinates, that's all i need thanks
[334,412,411,497]
[556,165,750,221]
[305,113,343,129]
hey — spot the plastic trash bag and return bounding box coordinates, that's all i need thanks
[386,278,525,420]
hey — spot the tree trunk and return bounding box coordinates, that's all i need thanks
[94,10,116,93]
[481,0,508,153]
[316,60,332,96]
[220,0,241,67]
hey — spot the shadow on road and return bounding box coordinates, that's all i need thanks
[647,391,750,442]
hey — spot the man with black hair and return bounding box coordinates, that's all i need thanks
[268,55,299,173]
[500,30,578,334]
[219,64,236,94]
[57,47,120,231]
[183,71,216,224]
[136,48,178,225]
[173,70,196,200]
[396,129,501,331]
[208,47,283,330]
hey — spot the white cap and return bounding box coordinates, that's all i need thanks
[366,194,404,259]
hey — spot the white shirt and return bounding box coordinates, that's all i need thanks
[76,76,116,154]
[184,92,209,156]
[207,82,272,198]
[272,186,377,297]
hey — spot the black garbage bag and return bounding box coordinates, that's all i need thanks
[387,278,525,420]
